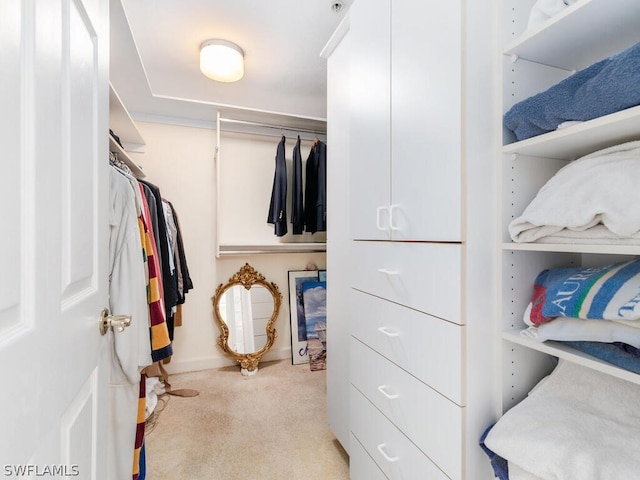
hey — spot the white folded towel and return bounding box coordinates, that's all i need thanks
[527,0,579,30]
[509,141,640,243]
[521,315,640,348]
[485,360,640,479]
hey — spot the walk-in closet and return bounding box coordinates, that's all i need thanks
[3,0,640,479]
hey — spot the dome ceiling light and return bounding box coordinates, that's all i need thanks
[199,39,244,83]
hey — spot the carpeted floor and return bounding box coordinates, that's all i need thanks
[144,359,350,479]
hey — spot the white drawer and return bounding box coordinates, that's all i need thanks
[350,289,463,404]
[350,433,389,480]
[352,240,462,323]
[351,338,462,480]
[351,386,450,480]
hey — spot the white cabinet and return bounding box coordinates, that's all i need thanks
[349,0,462,242]
[499,0,640,411]
[323,16,352,452]
[334,0,499,479]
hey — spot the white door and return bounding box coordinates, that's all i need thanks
[0,0,109,477]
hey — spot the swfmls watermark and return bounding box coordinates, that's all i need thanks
[3,465,80,477]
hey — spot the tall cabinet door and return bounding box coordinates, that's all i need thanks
[391,0,462,241]
[350,0,463,242]
[349,0,391,241]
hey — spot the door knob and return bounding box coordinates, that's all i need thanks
[99,308,132,336]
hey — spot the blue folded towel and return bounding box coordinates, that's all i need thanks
[563,341,640,374]
[479,425,509,480]
[505,41,640,141]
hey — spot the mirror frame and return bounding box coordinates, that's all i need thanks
[212,263,282,373]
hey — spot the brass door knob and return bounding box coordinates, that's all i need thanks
[99,308,132,336]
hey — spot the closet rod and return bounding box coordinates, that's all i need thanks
[218,117,327,136]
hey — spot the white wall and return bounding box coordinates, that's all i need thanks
[130,121,326,374]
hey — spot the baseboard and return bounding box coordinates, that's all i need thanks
[161,346,293,375]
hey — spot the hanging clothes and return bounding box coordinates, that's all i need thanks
[139,179,180,340]
[267,135,288,236]
[108,166,152,480]
[137,183,173,363]
[291,135,304,234]
[132,373,146,480]
[304,139,327,233]
[164,200,193,305]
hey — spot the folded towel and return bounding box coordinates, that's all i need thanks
[504,41,640,141]
[479,425,509,480]
[521,315,640,348]
[526,0,578,30]
[533,225,640,245]
[509,140,640,243]
[562,340,640,374]
[529,259,640,324]
[485,360,640,479]
[509,463,544,480]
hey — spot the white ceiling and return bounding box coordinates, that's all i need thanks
[109,0,352,128]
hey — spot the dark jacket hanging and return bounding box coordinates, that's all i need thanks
[304,140,327,233]
[267,135,288,236]
[291,136,304,234]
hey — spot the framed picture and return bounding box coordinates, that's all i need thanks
[302,281,327,371]
[288,270,319,365]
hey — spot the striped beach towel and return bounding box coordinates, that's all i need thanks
[529,259,640,324]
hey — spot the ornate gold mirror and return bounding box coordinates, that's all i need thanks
[212,263,282,375]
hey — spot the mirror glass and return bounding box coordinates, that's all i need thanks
[212,263,281,375]
[218,285,274,354]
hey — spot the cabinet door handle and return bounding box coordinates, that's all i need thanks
[377,268,399,276]
[377,326,399,337]
[377,384,399,400]
[376,206,390,232]
[389,204,400,231]
[377,443,399,463]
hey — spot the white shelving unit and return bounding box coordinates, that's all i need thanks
[109,83,145,178]
[500,0,640,411]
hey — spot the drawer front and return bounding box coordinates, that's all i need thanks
[351,338,462,480]
[350,289,463,404]
[351,386,450,480]
[352,240,462,323]
[350,433,389,480]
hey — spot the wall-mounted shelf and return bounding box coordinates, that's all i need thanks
[217,243,326,256]
[109,83,146,178]
[109,134,145,178]
[504,0,640,71]
[109,84,145,152]
[503,330,640,386]
[502,242,640,255]
[502,105,640,159]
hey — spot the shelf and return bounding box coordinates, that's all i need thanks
[109,83,145,152]
[502,242,640,256]
[502,105,640,159]
[504,0,640,70]
[503,330,640,386]
[109,134,145,178]
[217,243,327,256]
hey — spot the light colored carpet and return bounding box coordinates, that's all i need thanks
[144,360,350,479]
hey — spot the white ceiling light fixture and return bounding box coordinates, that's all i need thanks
[199,39,244,82]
